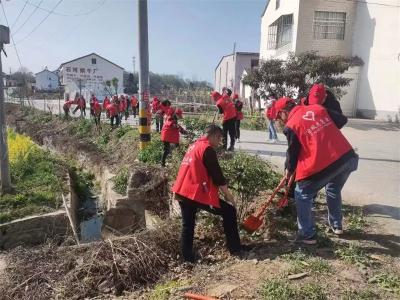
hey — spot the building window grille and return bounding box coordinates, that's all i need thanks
[276,0,280,10]
[91,58,97,64]
[267,14,293,49]
[313,11,346,40]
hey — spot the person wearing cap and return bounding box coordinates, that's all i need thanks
[303,85,343,115]
[213,88,237,151]
[172,124,250,262]
[160,112,186,167]
[233,94,244,143]
[274,90,358,245]
[265,95,279,143]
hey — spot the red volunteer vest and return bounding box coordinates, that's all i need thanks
[161,119,180,144]
[106,104,118,117]
[93,101,102,114]
[266,106,276,120]
[286,104,352,181]
[103,98,110,110]
[235,101,244,120]
[216,97,237,121]
[172,137,220,208]
[131,97,138,107]
[152,100,160,113]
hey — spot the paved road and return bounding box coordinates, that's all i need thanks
[13,99,400,236]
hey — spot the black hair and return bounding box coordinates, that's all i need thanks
[226,88,232,96]
[161,99,171,106]
[283,101,297,112]
[205,124,223,136]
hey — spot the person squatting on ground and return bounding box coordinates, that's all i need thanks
[274,85,359,245]
[172,125,250,262]
[233,93,243,143]
[160,109,186,167]
[212,89,237,151]
[131,95,138,118]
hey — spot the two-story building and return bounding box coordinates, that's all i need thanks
[35,67,59,91]
[58,53,124,100]
[260,0,400,119]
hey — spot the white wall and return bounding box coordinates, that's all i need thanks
[260,0,300,60]
[352,1,400,120]
[234,54,259,94]
[215,55,235,93]
[60,54,124,100]
[35,70,59,91]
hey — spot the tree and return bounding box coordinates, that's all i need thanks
[111,78,119,95]
[10,67,35,100]
[243,51,363,100]
[124,73,138,94]
[103,77,119,96]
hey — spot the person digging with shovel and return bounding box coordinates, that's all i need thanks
[274,94,358,245]
[172,124,251,263]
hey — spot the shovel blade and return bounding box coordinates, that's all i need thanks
[242,215,263,233]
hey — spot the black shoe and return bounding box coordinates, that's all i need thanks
[227,146,234,152]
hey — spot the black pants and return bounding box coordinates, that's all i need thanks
[111,115,119,126]
[161,142,176,167]
[179,198,241,261]
[222,118,236,150]
[156,116,164,132]
[94,114,101,127]
[235,120,241,139]
[132,107,137,118]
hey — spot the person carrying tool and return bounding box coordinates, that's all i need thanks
[160,112,186,167]
[274,87,358,245]
[63,98,74,119]
[213,89,237,151]
[172,124,250,262]
[233,93,243,143]
[131,95,138,118]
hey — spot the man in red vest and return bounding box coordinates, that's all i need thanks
[274,86,358,244]
[172,125,249,262]
[233,93,244,143]
[161,113,186,167]
[214,88,237,151]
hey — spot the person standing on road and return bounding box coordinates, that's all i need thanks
[172,125,250,262]
[160,112,186,167]
[93,99,102,129]
[90,94,98,118]
[233,93,243,143]
[265,96,279,143]
[106,101,118,128]
[103,96,111,112]
[274,95,358,245]
[213,89,237,151]
[131,95,138,118]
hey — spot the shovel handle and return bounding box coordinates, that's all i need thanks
[255,176,287,218]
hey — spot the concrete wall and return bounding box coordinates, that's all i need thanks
[296,0,356,56]
[0,211,69,250]
[233,54,259,93]
[352,1,400,120]
[35,69,59,91]
[60,54,124,100]
[215,55,235,93]
[260,0,300,60]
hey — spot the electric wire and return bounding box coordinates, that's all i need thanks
[12,0,44,36]
[21,0,107,17]
[11,0,28,29]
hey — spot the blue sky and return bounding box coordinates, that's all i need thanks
[1,0,266,83]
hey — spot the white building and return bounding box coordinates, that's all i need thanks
[35,67,59,91]
[59,53,124,100]
[260,0,400,120]
[214,52,259,94]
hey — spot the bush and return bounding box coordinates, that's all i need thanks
[138,135,164,165]
[116,125,133,139]
[241,113,267,130]
[69,119,94,138]
[220,152,280,219]
[112,167,129,195]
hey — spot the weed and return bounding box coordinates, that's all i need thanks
[241,113,268,130]
[260,279,297,300]
[149,279,190,300]
[342,289,378,299]
[298,283,327,300]
[97,131,110,148]
[335,243,370,265]
[369,273,400,294]
[345,208,367,234]
[282,251,331,274]
[112,167,129,195]
[70,119,94,138]
[71,168,95,200]
[115,125,133,139]
[138,136,163,165]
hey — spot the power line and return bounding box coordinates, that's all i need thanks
[21,0,107,17]
[11,0,28,29]
[0,1,23,68]
[15,0,64,45]
[13,0,44,36]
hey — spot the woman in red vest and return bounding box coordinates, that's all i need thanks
[160,113,186,167]
[131,95,138,118]
[274,87,358,245]
[106,102,118,127]
[213,89,237,151]
[63,98,74,118]
[233,93,243,143]
[93,100,102,129]
[172,125,250,262]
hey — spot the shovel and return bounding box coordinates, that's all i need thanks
[277,174,295,209]
[242,176,287,233]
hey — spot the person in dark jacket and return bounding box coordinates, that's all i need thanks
[274,90,358,245]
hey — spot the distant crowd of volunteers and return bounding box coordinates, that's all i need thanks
[63,84,359,263]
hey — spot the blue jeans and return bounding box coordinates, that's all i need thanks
[268,120,278,140]
[294,155,359,238]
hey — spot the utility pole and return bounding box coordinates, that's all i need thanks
[0,25,11,193]
[132,56,136,75]
[138,0,150,149]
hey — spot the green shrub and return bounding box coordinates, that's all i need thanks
[97,131,111,148]
[71,168,95,200]
[116,125,133,139]
[69,119,94,138]
[241,113,268,130]
[335,243,370,265]
[138,136,164,165]
[220,152,280,219]
[260,279,297,300]
[112,167,129,195]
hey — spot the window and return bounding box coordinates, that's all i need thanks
[91,58,97,64]
[267,14,293,49]
[276,0,280,10]
[313,11,346,40]
[251,59,259,69]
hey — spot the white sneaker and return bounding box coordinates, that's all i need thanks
[237,139,240,143]
[330,226,343,235]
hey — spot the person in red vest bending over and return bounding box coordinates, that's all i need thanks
[103,96,111,112]
[106,102,119,127]
[172,125,250,262]
[131,95,138,118]
[160,111,186,167]
[233,93,243,143]
[63,98,74,119]
[213,89,237,151]
[274,87,358,245]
